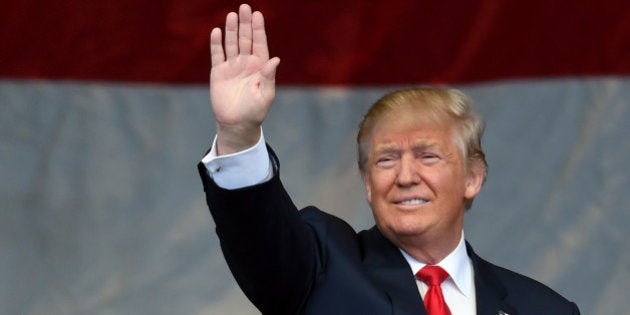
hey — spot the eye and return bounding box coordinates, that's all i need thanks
[376,155,397,168]
[419,152,440,164]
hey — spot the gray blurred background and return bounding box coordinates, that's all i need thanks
[1,78,629,314]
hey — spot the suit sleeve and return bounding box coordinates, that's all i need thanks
[197,145,317,314]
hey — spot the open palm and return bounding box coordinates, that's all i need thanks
[210,4,280,153]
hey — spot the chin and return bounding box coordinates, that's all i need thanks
[382,221,429,239]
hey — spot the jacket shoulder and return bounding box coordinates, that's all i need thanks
[475,254,581,314]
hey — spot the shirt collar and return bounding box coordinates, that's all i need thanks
[399,231,473,298]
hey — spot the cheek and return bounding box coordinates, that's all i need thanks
[364,171,394,203]
[428,169,466,197]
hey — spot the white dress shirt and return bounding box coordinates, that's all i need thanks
[400,234,476,315]
[201,129,272,189]
[202,131,477,314]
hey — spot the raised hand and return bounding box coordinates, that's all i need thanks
[210,4,280,155]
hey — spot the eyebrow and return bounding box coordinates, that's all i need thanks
[373,141,441,155]
[412,141,439,150]
[373,143,401,155]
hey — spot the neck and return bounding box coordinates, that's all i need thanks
[396,230,462,265]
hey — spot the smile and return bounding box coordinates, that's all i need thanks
[398,198,428,205]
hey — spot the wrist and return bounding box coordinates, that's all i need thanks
[216,124,262,156]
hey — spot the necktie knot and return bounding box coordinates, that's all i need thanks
[416,265,452,315]
[417,265,449,286]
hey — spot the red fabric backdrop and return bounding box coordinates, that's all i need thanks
[1,0,628,85]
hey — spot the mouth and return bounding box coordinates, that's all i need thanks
[396,198,429,206]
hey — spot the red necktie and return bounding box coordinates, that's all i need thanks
[416,265,452,315]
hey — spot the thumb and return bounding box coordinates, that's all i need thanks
[260,57,280,88]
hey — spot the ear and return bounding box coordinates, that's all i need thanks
[464,163,485,199]
[362,172,373,203]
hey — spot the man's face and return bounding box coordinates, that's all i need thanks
[362,108,483,250]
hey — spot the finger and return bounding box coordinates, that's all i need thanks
[210,28,225,67]
[260,57,280,90]
[251,11,269,60]
[238,4,253,55]
[224,11,238,58]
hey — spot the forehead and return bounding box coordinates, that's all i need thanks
[369,109,457,151]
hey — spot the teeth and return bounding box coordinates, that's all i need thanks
[400,198,427,205]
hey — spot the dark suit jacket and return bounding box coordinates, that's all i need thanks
[198,147,580,315]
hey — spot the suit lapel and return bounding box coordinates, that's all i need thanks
[467,242,518,315]
[360,230,520,315]
[361,227,427,315]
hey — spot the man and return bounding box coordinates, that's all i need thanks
[198,4,580,314]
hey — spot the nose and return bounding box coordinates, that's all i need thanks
[396,155,420,187]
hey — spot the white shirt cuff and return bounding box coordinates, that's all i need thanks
[201,130,272,189]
